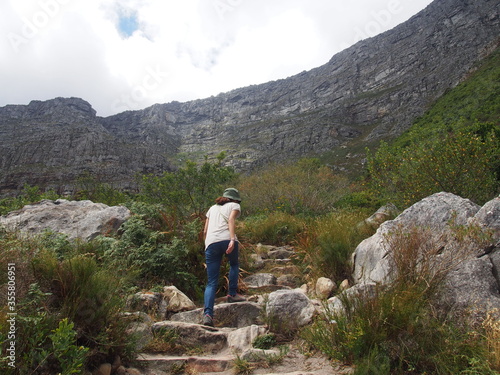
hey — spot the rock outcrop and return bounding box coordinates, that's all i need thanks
[0,0,498,193]
[0,199,130,241]
[348,192,500,323]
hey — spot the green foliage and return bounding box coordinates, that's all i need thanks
[74,172,131,206]
[367,127,500,207]
[32,253,131,357]
[241,212,306,246]
[100,209,204,297]
[253,334,277,350]
[366,48,500,208]
[139,154,236,220]
[0,183,61,215]
[40,319,89,375]
[239,158,349,216]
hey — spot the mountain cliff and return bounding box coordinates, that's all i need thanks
[0,0,498,193]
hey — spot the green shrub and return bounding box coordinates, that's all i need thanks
[39,318,89,375]
[74,172,130,206]
[0,183,61,215]
[295,210,373,282]
[32,254,131,358]
[241,212,306,246]
[139,154,237,220]
[367,128,499,208]
[253,334,277,350]
[100,214,203,297]
[238,158,349,216]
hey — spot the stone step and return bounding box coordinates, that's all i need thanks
[170,301,262,328]
[136,353,234,374]
[151,321,229,355]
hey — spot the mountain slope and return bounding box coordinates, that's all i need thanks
[0,0,498,193]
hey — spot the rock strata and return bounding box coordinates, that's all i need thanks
[0,0,498,193]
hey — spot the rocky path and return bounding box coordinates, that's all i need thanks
[116,244,354,375]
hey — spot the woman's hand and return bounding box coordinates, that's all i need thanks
[226,239,235,254]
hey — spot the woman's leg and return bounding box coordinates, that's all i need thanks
[226,241,239,296]
[203,241,224,317]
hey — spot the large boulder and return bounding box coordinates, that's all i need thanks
[353,192,481,285]
[266,289,315,328]
[0,199,131,241]
[351,192,500,323]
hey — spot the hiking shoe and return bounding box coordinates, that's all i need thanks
[202,314,214,327]
[227,294,247,303]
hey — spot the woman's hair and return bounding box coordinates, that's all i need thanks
[215,197,238,205]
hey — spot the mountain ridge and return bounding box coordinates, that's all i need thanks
[0,0,498,193]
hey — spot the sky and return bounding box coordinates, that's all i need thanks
[0,0,434,117]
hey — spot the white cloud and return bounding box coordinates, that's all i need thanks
[0,0,434,116]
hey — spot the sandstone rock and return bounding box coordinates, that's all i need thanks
[339,279,350,291]
[124,312,154,352]
[227,325,267,354]
[244,273,277,288]
[163,286,196,313]
[315,277,336,299]
[267,247,294,259]
[353,192,481,285]
[1,0,497,191]
[170,302,262,328]
[151,321,227,354]
[266,289,315,328]
[470,196,500,241]
[127,292,166,319]
[328,283,378,316]
[351,192,500,324]
[0,199,130,241]
[363,203,399,230]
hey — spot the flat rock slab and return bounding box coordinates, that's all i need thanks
[137,353,234,373]
[170,301,262,328]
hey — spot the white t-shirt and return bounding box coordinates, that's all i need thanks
[205,202,241,249]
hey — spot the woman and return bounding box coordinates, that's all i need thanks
[203,187,246,327]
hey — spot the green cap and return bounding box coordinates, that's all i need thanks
[223,188,241,202]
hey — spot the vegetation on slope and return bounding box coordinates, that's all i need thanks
[366,47,500,208]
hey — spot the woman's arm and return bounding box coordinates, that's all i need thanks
[226,209,240,254]
[204,217,209,240]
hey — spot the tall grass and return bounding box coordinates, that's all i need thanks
[295,210,374,283]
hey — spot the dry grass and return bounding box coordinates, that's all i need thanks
[483,309,500,370]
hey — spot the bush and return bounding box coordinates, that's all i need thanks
[139,154,237,221]
[100,212,204,297]
[240,212,306,246]
[0,232,135,373]
[238,158,349,216]
[367,127,500,208]
[295,210,373,282]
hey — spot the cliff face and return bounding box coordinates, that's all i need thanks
[0,0,498,193]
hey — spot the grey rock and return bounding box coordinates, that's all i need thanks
[353,192,481,285]
[351,192,500,324]
[0,199,130,241]
[0,0,498,192]
[244,273,277,288]
[170,302,262,328]
[266,289,315,328]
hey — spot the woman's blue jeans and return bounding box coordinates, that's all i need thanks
[203,240,239,317]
